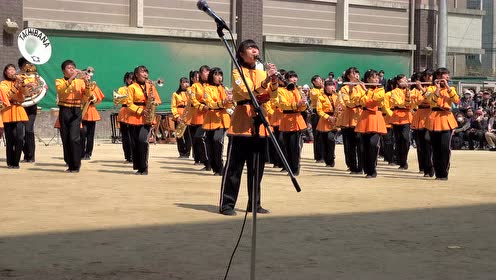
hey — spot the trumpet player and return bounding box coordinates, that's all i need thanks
[203,68,233,175]
[219,39,277,216]
[277,70,307,176]
[171,77,191,159]
[55,60,93,173]
[0,63,26,169]
[116,72,134,163]
[81,81,104,160]
[125,65,162,175]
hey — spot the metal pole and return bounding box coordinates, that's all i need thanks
[437,0,448,68]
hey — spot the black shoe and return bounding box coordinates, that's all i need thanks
[280,168,287,172]
[350,171,362,175]
[213,172,222,176]
[315,159,324,163]
[435,177,448,181]
[194,162,202,165]
[8,165,20,169]
[220,209,237,216]
[201,166,212,171]
[365,173,377,178]
[247,207,270,214]
[135,169,148,175]
[388,162,396,166]
[398,165,408,170]
[490,147,496,151]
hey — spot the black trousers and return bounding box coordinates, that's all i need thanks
[311,111,323,161]
[360,133,381,176]
[268,126,284,168]
[129,124,150,172]
[22,104,37,161]
[119,122,133,161]
[219,136,266,212]
[320,130,336,166]
[59,106,82,171]
[189,124,207,164]
[430,130,452,179]
[415,128,433,175]
[81,120,96,157]
[205,128,226,173]
[281,130,303,175]
[175,121,191,157]
[381,127,395,164]
[341,127,362,172]
[393,124,411,168]
[4,122,25,167]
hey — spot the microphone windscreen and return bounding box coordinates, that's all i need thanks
[197,0,207,11]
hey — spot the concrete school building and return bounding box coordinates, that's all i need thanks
[0,0,488,112]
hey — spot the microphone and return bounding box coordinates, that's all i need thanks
[197,0,229,30]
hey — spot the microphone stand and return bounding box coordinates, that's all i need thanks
[215,23,301,280]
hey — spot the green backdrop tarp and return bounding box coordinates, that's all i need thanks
[264,43,411,85]
[33,32,411,111]
[36,33,232,111]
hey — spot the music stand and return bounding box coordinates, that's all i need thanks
[45,107,61,146]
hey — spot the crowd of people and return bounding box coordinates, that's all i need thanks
[2,39,494,215]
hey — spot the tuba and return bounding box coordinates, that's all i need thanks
[17,28,52,107]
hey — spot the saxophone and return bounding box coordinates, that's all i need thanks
[144,79,158,125]
[175,88,192,139]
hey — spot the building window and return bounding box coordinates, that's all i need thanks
[467,0,482,9]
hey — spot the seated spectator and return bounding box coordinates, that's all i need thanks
[474,91,483,110]
[458,90,475,113]
[452,112,470,150]
[468,109,487,150]
[485,110,496,151]
[480,91,493,113]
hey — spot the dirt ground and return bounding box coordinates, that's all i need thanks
[1,139,495,280]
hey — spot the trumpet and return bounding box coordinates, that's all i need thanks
[255,56,287,83]
[75,67,95,79]
[148,78,165,87]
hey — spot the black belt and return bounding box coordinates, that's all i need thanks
[209,108,223,111]
[237,100,251,105]
[363,107,377,112]
[177,105,186,108]
[418,105,430,109]
[348,105,362,109]
[394,107,409,111]
[432,107,449,111]
[323,111,334,115]
[283,110,298,114]
[121,105,127,108]
[134,102,146,106]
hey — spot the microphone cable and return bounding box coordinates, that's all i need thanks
[222,207,249,280]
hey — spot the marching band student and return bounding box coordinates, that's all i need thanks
[381,79,395,165]
[117,72,134,163]
[203,67,232,175]
[411,70,434,177]
[277,71,307,176]
[189,65,210,170]
[171,77,191,158]
[310,75,324,162]
[316,79,338,167]
[353,69,387,178]
[18,57,37,163]
[125,65,162,175]
[425,67,459,180]
[337,67,364,174]
[268,69,286,169]
[81,84,105,160]
[0,64,26,169]
[389,74,413,170]
[219,39,278,216]
[55,60,92,173]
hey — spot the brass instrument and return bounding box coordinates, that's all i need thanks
[175,88,193,139]
[144,79,160,125]
[80,67,97,117]
[113,88,129,107]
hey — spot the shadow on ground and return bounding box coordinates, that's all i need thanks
[1,204,495,280]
